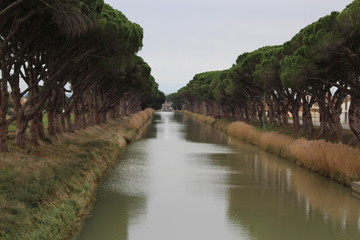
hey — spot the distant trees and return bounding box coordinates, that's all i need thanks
[0,0,163,151]
[174,0,360,142]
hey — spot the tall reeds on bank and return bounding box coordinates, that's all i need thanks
[289,139,360,183]
[128,108,154,129]
[185,111,360,185]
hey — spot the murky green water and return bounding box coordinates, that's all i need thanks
[74,112,360,240]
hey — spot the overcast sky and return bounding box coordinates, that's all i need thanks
[105,0,353,94]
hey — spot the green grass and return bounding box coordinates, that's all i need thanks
[7,113,75,132]
[253,122,281,132]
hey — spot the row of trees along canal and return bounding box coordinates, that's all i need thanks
[0,0,165,151]
[169,1,360,143]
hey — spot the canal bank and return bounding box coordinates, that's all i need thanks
[0,109,153,240]
[184,111,360,187]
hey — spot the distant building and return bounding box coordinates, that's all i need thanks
[341,95,350,123]
[293,95,351,124]
[161,101,173,111]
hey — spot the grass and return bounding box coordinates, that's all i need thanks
[0,109,154,240]
[185,110,360,186]
[7,113,75,133]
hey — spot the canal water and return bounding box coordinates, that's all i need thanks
[74,112,360,240]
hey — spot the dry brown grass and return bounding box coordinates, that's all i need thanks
[212,120,229,131]
[257,131,294,157]
[226,122,260,144]
[128,108,153,129]
[183,111,216,125]
[289,139,360,184]
[185,111,360,185]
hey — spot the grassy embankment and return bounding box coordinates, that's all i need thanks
[184,111,360,186]
[0,109,154,240]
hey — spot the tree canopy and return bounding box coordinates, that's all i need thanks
[0,0,164,151]
[175,0,360,141]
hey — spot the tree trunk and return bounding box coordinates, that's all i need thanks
[119,101,126,116]
[292,112,300,130]
[267,103,276,124]
[30,116,38,146]
[15,116,28,148]
[54,113,62,134]
[233,105,244,121]
[74,101,82,130]
[0,75,9,151]
[302,97,314,134]
[109,108,116,119]
[81,110,87,129]
[289,99,301,130]
[47,109,56,135]
[37,111,46,140]
[318,102,327,137]
[349,96,360,142]
[9,73,23,148]
[101,111,107,123]
[281,111,288,126]
[249,103,258,123]
[65,112,74,132]
[60,113,66,132]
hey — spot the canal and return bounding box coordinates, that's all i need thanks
[74,112,360,240]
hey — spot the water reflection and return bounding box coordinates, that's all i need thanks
[75,112,360,240]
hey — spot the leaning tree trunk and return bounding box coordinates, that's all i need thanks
[65,111,74,132]
[249,102,258,123]
[59,112,66,133]
[47,90,58,135]
[327,106,344,140]
[349,96,360,142]
[7,65,27,148]
[289,100,301,130]
[15,115,28,148]
[290,108,300,130]
[301,97,314,134]
[281,110,289,126]
[73,100,82,130]
[267,103,276,124]
[318,102,331,138]
[0,73,9,152]
[47,109,56,135]
[109,108,116,120]
[31,111,45,144]
[28,73,39,145]
[30,116,39,146]
[54,112,62,134]
[37,111,46,140]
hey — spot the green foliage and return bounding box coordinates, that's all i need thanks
[338,0,360,37]
[77,0,105,17]
[141,87,166,110]
[185,70,228,101]
[279,12,342,90]
[253,45,283,87]
[166,92,183,110]
[100,4,143,54]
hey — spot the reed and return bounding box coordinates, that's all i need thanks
[289,139,360,184]
[128,108,153,130]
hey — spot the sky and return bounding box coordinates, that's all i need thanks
[105,0,354,94]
